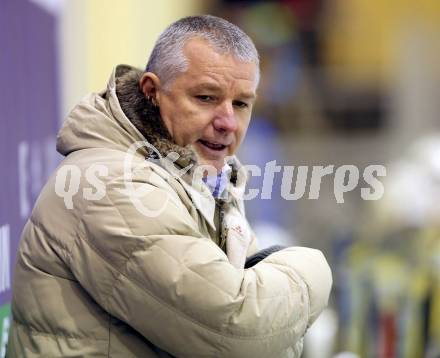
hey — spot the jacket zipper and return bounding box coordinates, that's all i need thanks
[216,199,227,252]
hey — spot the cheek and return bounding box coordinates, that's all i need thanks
[181,112,213,143]
[237,117,251,139]
[160,99,201,143]
[179,99,204,121]
[187,109,214,132]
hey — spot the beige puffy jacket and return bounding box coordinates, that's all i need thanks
[7,66,332,357]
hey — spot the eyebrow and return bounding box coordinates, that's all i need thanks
[191,83,257,101]
[240,92,257,101]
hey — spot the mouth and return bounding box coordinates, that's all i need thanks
[197,139,228,151]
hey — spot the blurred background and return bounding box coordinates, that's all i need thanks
[1,0,440,357]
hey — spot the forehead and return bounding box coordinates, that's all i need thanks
[177,37,258,94]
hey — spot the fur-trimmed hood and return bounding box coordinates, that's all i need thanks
[115,64,197,170]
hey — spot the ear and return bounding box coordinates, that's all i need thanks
[139,72,161,105]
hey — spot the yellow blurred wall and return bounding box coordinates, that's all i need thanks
[59,0,205,119]
[323,0,440,85]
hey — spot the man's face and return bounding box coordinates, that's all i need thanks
[155,38,258,171]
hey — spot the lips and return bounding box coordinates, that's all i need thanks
[198,140,227,151]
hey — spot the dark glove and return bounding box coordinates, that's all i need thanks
[244,245,286,269]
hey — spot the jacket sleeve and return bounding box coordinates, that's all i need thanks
[70,173,332,358]
[246,230,259,257]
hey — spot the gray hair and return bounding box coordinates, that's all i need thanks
[146,15,260,90]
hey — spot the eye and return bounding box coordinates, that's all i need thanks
[233,100,249,109]
[195,95,215,102]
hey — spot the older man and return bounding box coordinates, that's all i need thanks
[8,15,332,357]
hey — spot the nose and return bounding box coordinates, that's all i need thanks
[213,102,238,133]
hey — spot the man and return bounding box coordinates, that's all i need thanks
[7,15,332,357]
